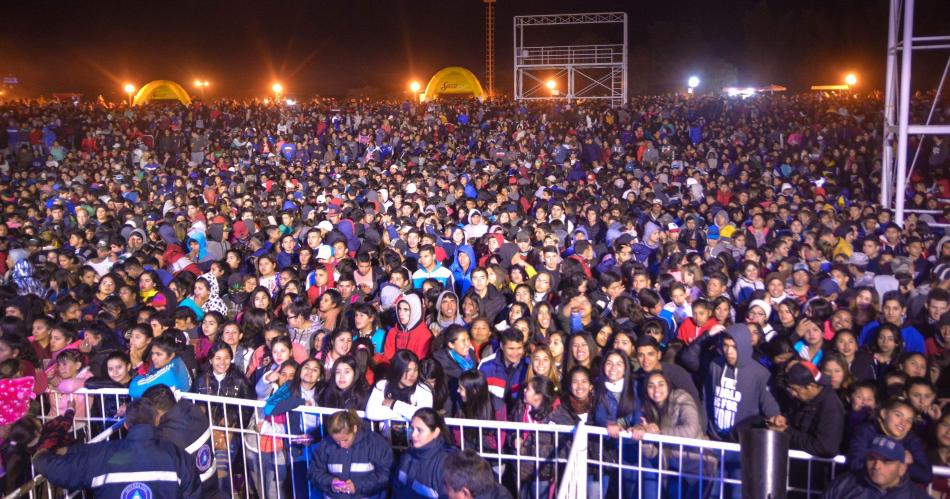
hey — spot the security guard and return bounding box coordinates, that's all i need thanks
[33,398,200,498]
[141,384,220,498]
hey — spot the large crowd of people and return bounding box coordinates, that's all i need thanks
[0,90,948,498]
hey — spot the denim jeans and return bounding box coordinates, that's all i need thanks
[247,451,287,498]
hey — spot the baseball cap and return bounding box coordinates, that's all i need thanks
[707,226,720,240]
[315,246,333,261]
[867,436,905,462]
[667,223,680,233]
[793,263,809,274]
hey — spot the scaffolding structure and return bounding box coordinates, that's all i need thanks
[881,0,950,225]
[484,0,495,97]
[513,12,627,106]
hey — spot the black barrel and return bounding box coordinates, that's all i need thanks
[740,428,790,499]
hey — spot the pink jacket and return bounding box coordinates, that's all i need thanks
[52,367,93,425]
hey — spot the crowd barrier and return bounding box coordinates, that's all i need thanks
[10,388,950,499]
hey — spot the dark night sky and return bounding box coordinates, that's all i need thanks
[1,0,948,99]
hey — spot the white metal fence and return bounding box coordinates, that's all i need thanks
[9,388,950,499]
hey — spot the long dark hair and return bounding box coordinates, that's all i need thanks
[523,376,561,422]
[289,358,325,397]
[320,355,369,410]
[641,370,673,427]
[420,358,449,413]
[384,350,422,402]
[564,331,600,373]
[457,370,494,420]
[411,407,453,445]
[593,349,639,422]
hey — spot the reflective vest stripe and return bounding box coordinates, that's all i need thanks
[185,427,212,454]
[349,462,375,472]
[90,471,180,487]
[199,463,216,482]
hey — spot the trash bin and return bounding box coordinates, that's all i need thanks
[740,428,789,499]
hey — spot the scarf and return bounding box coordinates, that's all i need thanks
[449,349,475,371]
[263,382,292,417]
[568,394,592,418]
[385,381,415,404]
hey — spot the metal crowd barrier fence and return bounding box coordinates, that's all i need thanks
[11,388,950,499]
[558,424,950,499]
[4,417,125,499]
[13,388,575,499]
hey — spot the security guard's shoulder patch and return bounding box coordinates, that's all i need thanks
[120,482,153,499]
[196,444,213,472]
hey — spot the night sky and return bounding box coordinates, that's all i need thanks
[2,0,948,99]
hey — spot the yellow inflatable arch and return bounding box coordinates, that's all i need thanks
[422,67,486,102]
[132,80,192,106]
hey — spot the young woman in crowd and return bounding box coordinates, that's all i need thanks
[392,408,455,499]
[366,350,433,428]
[320,355,371,411]
[510,376,575,498]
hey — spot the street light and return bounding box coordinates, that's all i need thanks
[687,76,700,94]
[545,79,556,91]
[844,73,857,86]
[271,82,283,100]
[123,83,136,107]
[409,81,421,93]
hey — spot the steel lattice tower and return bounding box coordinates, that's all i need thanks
[484,0,495,97]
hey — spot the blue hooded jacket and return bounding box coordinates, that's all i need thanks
[449,245,476,297]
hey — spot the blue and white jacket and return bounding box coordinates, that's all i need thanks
[309,427,393,499]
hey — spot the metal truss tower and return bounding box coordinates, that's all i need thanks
[484,0,496,97]
[881,0,950,225]
[513,12,627,106]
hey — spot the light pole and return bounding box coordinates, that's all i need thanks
[272,82,283,102]
[844,73,857,87]
[123,83,136,107]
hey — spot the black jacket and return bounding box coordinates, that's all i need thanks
[820,468,929,499]
[508,402,576,481]
[785,385,845,457]
[156,399,218,497]
[192,366,255,426]
[34,424,200,499]
[309,427,393,499]
[848,350,876,382]
[392,438,457,499]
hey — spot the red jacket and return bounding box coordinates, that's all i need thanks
[677,317,718,345]
[381,294,432,364]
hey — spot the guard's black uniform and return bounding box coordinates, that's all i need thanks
[155,398,219,497]
[34,424,200,499]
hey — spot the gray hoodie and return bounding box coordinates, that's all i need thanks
[702,324,779,441]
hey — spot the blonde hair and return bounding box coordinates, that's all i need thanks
[526,345,560,388]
